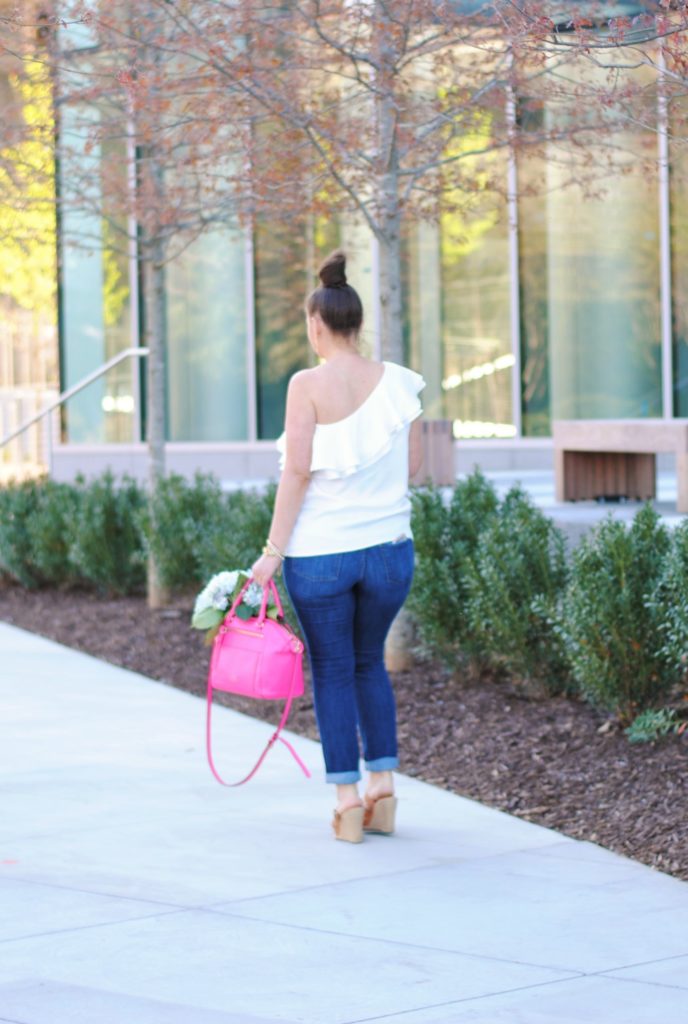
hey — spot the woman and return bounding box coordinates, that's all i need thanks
[251,250,424,843]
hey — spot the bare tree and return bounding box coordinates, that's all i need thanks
[5,0,688,593]
[2,0,250,603]
[119,0,688,362]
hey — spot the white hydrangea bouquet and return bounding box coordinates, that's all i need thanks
[191,570,279,644]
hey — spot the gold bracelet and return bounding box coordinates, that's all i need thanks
[264,538,285,560]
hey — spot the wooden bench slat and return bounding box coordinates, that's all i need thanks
[553,419,686,511]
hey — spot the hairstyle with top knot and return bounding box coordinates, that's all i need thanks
[305,250,363,336]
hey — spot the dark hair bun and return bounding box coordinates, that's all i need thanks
[319,250,347,289]
[306,249,363,334]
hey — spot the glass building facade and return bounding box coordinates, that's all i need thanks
[0,52,58,473]
[57,65,680,452]
[4,10,688,471]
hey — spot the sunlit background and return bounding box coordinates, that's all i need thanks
[2,4,688,479]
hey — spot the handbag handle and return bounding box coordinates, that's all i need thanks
[258,578,284,622]
[225,576,284,625]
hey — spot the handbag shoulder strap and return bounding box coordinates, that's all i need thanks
[205,668,311,787]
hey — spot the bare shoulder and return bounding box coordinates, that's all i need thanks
[287,368,318,399]
[285,370,318,431]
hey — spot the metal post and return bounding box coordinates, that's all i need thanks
[658,48,674,420]
[46,408,53,478]
[507,82,523,437]
[245,225,258,442]
[127,103,142,442]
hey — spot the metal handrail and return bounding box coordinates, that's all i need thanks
[0,347,149,451]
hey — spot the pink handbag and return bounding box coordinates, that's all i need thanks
[206,577,310,786]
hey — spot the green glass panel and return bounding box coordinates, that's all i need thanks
[59,104,133,443]
[546,161,660,421]
[254,216,371,440]
[404,222,443,414]
[520,64,661,432]
[440,186,513,439]
[254,219,310,440]
[404,178,513,438]
[671,97,688,416]
[518,177,551,437]
[166,229,248,441]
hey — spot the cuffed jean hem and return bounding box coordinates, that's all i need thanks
[326,756,399,783]
[326,770,361,784]
[365,756,399,772]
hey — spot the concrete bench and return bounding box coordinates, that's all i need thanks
[552,419,688,512]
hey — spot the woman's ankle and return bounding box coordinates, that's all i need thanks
[336,782,362,813]
[366,770,394,801]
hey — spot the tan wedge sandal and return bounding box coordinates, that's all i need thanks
[363,795,397,835]
[332,804,364,843]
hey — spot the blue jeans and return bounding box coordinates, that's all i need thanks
[283,539,415,783]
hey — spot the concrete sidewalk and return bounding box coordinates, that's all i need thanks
[1,622,687,1024]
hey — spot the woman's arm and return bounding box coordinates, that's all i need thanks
[409,417,423,479]
[251,372,316,585]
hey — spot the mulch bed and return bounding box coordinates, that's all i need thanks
[1,582,687,881]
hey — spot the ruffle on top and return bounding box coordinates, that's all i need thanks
[277,361,425,480]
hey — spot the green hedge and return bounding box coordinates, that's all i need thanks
[0,472,147,594]
[70,473,148,595]
[464,487,570,694]
[2,470,687,735]
[654,517,688,684]
[410,473,687,728]
[0,479,49,588]
[138,472,225,592]
[24,480,82,587]
[407,471,498,667]
[559,505,673,724]
[0,472,274,599]
[195,484,277,583]
[409,479,570,693]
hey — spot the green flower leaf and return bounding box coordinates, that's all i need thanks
[191,607,224,630]
[230,572,251,604]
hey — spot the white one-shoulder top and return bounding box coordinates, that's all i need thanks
[276,361,426,557]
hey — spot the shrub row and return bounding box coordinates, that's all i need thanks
[408,472,688,726]
[141,474,275,593]
[1,470,686,729]
[0,472,274,597]
[0,474,147,594]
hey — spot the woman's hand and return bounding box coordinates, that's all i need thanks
[250,552,283,587]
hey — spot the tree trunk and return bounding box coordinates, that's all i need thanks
[377,216,404,363]
[374,2,404,365]
[138,6,170,609]
[145,240,169,609]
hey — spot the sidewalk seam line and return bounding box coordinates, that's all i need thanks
[338,974,599,1024]
[595,972,688,993]
[0,875,191,910]
[201,906,584,977]
[196,841,586,911]
[0,907,194,948]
